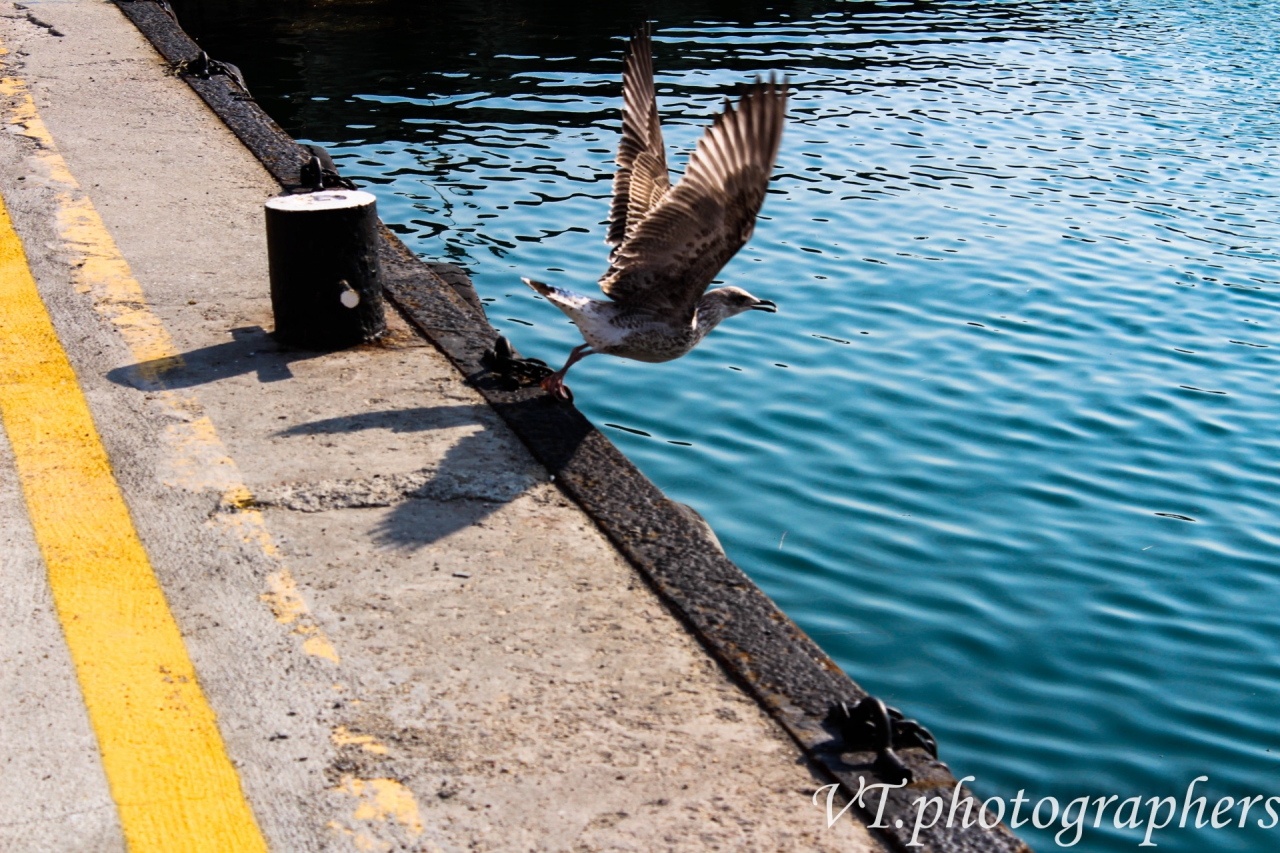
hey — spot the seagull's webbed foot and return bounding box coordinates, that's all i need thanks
[540,343,593,403]
[540,372,574,403]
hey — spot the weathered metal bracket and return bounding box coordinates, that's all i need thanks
[481,335,554,390]
[827,696,939,785]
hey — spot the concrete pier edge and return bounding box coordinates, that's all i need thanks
[109,3,1029,851]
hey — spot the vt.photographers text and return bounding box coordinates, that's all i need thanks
[814,776,1279,847]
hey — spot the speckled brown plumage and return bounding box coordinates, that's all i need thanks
[525,27,788,400]
[601,33,787,322]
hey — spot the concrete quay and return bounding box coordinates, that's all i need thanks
[0,1,891,851]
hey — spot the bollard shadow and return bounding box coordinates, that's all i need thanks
[275,404,539,549]
[106,326,323,390]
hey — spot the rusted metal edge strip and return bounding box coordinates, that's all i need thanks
[111,4,1029,850]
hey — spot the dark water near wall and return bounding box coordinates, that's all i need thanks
[170,2,1280,850]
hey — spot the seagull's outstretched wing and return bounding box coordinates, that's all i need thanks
[607,28,671,249]
[599,76,788,322]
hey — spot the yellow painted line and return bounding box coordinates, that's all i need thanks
[0,66,338,663]
[0,196,267,848]
[332,726,390,755]
[328,776,427,850]
[0,50,335,849]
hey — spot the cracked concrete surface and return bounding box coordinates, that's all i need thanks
[0,1,884,850]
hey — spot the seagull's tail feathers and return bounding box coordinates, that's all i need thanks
[522,277,596,311]
[521,277,555,298]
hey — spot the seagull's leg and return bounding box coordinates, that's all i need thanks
[541,344,594,401]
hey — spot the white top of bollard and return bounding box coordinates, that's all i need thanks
[266,190,377,211]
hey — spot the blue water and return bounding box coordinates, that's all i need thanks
[175,2,1280,849]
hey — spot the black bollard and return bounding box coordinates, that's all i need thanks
[264,189,386,349]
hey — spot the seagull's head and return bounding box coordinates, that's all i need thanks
[698,286,777,328]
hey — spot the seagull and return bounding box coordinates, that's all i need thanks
[523,28,787,401]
